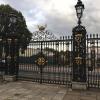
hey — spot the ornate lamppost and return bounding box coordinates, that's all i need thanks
[72,0,87,89]
[75,0,84,25]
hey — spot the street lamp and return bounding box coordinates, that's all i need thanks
[75,0,84,25]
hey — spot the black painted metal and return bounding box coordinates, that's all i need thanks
[0,34,100,88]
[17,34,100,88]
[0,36,19,76]
[87,34,100,88]
[72,25,87,82]
[18,37,72,86]
[73,0,87,82]
[75,0,84,25]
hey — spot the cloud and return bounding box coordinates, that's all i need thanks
[0,0,100,37]
[0,0,6,4]
[83,0,100,34]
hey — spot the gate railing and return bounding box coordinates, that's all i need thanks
[0,34,100,87]
[18,36,73,85]
[86,34,100,88]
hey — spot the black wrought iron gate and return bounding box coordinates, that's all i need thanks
[0,34,100,88]
[18,38,72,86]
[18,34,100,88]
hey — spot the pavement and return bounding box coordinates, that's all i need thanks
[0,81,100,100]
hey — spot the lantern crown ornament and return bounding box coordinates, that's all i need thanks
[75,0,85,25]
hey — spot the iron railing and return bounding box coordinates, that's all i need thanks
[0,34,100,88]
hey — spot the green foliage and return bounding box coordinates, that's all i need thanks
[0,4,32,52]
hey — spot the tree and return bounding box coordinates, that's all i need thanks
[0,4,32,53]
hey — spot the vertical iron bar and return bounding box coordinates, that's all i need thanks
[40,41,43,84]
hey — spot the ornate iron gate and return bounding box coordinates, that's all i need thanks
[0,34,100,88]
[18,37,72,86]
[18,34,100,88]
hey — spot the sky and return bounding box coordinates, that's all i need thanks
[0,0,100,37]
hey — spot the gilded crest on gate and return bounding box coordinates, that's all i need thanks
[35,52,47,67]
[35,57,47,66]
[74,54,82,65]
[75,34,82,44]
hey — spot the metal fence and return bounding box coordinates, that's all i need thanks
[0,34,100,88]
[86,34,100,88]
[18,36,73,86]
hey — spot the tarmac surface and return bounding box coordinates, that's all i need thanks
[0,81,100,100]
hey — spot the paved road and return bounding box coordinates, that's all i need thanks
[0,81,100,100]
[0,81,66,100]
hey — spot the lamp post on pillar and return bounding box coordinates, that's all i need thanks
[72,0,87,89]
[75,0,84,25]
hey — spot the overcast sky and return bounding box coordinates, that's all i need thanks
[0,0,100,37]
